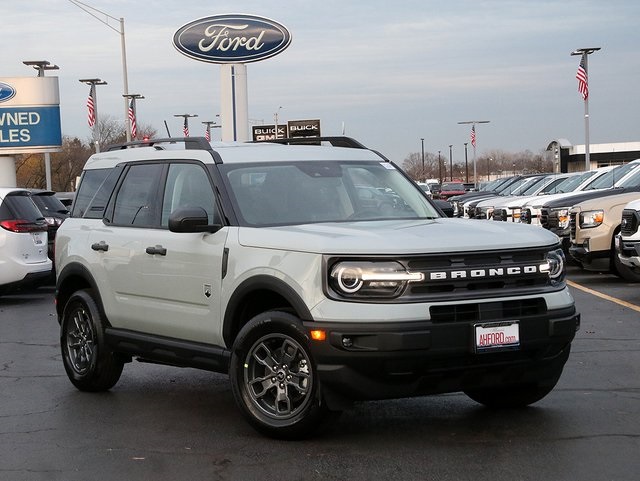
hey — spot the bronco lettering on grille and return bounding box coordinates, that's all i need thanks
[429,265,543,280]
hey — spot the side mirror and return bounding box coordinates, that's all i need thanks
[168,206,221,233]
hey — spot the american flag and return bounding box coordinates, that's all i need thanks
[205,125,211,141]
[87,85,96,127]
[470,125,476,148]
[183,118,189,137]
[576,57,589,100]
[128,100,137,139]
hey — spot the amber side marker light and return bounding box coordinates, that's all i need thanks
[310,330,326,341]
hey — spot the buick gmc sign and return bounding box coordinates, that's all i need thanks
[173,14,291,64]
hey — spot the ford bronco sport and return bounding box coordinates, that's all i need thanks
[55,137,579,438]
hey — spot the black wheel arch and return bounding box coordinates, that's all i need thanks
[223,275,313,348]
[55,262,108,325]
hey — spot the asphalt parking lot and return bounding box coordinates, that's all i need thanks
[1,266,639,481]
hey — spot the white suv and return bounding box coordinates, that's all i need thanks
[0,188,51,295]
[615,198,640,272]
[55,137,579,438]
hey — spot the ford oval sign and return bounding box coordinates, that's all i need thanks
[173,14,291,64]
[0,82,16,103]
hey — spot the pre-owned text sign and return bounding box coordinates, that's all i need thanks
[0,77,62,154]
[173,14,291,64]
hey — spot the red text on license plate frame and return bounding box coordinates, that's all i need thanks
[474,321,520,352]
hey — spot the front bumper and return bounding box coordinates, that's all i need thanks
[569,242,611,271]
[303,305,579,403]
[615,235,640,269]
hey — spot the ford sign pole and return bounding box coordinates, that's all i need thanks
[23,61,59,190]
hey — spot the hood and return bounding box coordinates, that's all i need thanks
[540,187,639,208]
[237,218,560,255]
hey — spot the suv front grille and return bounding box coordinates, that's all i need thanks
[569,212,577,240]
[401,247,556,302]
[540,208,550,228]
[621,209,639,236]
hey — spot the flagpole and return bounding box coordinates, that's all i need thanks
[458,120,490,189]
[571,47,600,171]
[124,93,144,140]
[79,78,107,153]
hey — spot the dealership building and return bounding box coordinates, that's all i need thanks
[547,139,640,173]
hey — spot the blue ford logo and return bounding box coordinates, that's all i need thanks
[173,14,291,64]
[0,82,16,103]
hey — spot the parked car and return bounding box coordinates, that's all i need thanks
[436,182,466,199]
[536,160,640,254]
[615,198,640,273]
[0,188,52,295]
[55,136,578,439]
[54,191,76,208]
[569,191,640,281]
[29,190,70,262]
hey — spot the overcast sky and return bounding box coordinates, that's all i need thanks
[2,0,639,163]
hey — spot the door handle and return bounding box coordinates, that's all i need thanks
[145,245,167,256]
[91,241,109,252]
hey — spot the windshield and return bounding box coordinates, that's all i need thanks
[220,161,441,226]
[555,171,595,193]
[585,163,640,190]
[518,176,548,196]
[618,166,640,187]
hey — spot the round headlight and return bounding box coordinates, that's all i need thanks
[544,249,566,282]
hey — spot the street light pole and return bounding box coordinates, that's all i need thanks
[438,151,442,184]
[174,114,198,137]
[68,1,131,141]
[202,120,221,141]
[448,145,453,181]
[79,79,107,152]
[123,93,144,140]
[571,47,600,171]
[23,61,60,190]
[274,106,283,139]
[420,138,425,182]
[458,120,490,189]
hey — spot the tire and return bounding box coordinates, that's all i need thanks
[229,311,328,439]
[60,289,124,392]
[464,374,561,408]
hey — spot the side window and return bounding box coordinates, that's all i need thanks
[112,164,164,227]
[72,168,111,218]
[161,163,217,227]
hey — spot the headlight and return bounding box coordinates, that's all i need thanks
[555,208,570,229]
[579,210,604,228]
[540,248,566,285]
[329,261,424,298]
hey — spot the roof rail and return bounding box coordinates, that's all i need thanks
[106,137,212,152]
[262,136,369,149]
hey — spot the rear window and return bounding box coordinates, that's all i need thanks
[0,193,44,222]
[31,194,69,214]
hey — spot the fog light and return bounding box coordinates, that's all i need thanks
[342,337,353,348]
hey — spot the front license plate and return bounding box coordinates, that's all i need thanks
[474,321,520,352]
